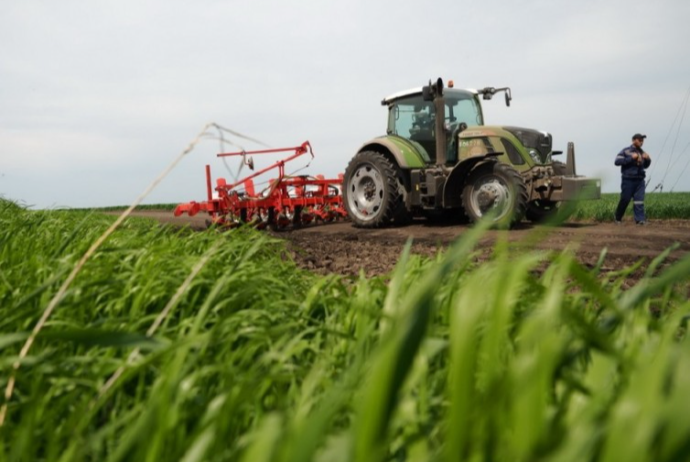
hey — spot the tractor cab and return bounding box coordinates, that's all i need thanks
[383,87,484,164]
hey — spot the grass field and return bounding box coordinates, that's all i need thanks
[64,203,180,212]
[65,192,690,223]
[570,192,690,221]
[2,198,690,461]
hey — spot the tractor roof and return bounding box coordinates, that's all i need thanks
[381,87,478,106]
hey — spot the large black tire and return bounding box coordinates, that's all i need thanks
[526,161,566,223]
[343,150,410,228]
[461,162,528,229]
[526,200,560,223]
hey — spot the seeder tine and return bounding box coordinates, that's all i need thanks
[301,210,315,224]
[174,201,201,217]
[244,178,256,197]
[277,212,292,229]
[294,183,305,197]
[216,178,228,193]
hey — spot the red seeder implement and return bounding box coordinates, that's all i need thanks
[174,141,348,229]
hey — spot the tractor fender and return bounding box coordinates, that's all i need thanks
[442,154,498,208]
[356,136,428,169]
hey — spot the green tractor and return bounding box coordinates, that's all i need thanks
[342,78,601,228]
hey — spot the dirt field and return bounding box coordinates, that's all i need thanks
[119,210,690,281]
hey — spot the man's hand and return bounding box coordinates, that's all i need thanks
[632,153,640,161]
[642,152,650,160]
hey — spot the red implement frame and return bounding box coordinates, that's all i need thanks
[174,141,347,229]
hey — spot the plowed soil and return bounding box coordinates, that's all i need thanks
[120,211,690,282]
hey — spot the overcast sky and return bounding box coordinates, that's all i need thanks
[1,0,689,209]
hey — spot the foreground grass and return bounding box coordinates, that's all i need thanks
[1,199,690,461]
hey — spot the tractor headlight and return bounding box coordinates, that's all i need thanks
[528,149,541,163]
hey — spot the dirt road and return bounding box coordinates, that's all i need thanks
[119,210,690,279]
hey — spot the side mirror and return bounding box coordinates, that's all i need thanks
[479,86,512,105]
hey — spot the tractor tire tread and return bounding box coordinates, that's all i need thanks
[461,161,528,229]
[343,150,409,228]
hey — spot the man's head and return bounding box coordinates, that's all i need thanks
[632,133,646,148]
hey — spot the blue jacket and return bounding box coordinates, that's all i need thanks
[615,145,651,178]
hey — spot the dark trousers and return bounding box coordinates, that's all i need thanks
[615,177,646,222]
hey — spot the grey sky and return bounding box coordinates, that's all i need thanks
[1,0,689,209]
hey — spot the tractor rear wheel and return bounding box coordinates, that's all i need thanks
[462,161,528,228]
[343,150,409,228]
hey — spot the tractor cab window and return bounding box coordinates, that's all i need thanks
[448,96,483,130]
[387,92,483,161]
[387,96,432,139]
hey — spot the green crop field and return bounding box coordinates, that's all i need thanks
[2,198,690,461]
[571,192,690,221]
[63,192,690,222]
[63,203,180,212]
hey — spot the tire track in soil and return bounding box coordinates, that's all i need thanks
[117,211,690,282]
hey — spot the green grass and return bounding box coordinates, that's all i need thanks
[65,192,690,222]
[1,198,690,461]
[571,192,690,221]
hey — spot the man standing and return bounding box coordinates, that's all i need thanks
[614,133,652,225]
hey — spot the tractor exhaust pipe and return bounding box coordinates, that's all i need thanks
[434,89,446,166]
[565,142,577,176]
[424,78,447,166]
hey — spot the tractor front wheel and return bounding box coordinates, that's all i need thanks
[462,162,528,228]
[526,200,560,223]
[343,151,409,228]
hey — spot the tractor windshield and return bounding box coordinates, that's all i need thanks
[386,91,483,142]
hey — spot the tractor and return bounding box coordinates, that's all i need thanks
[342,78,601,228]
